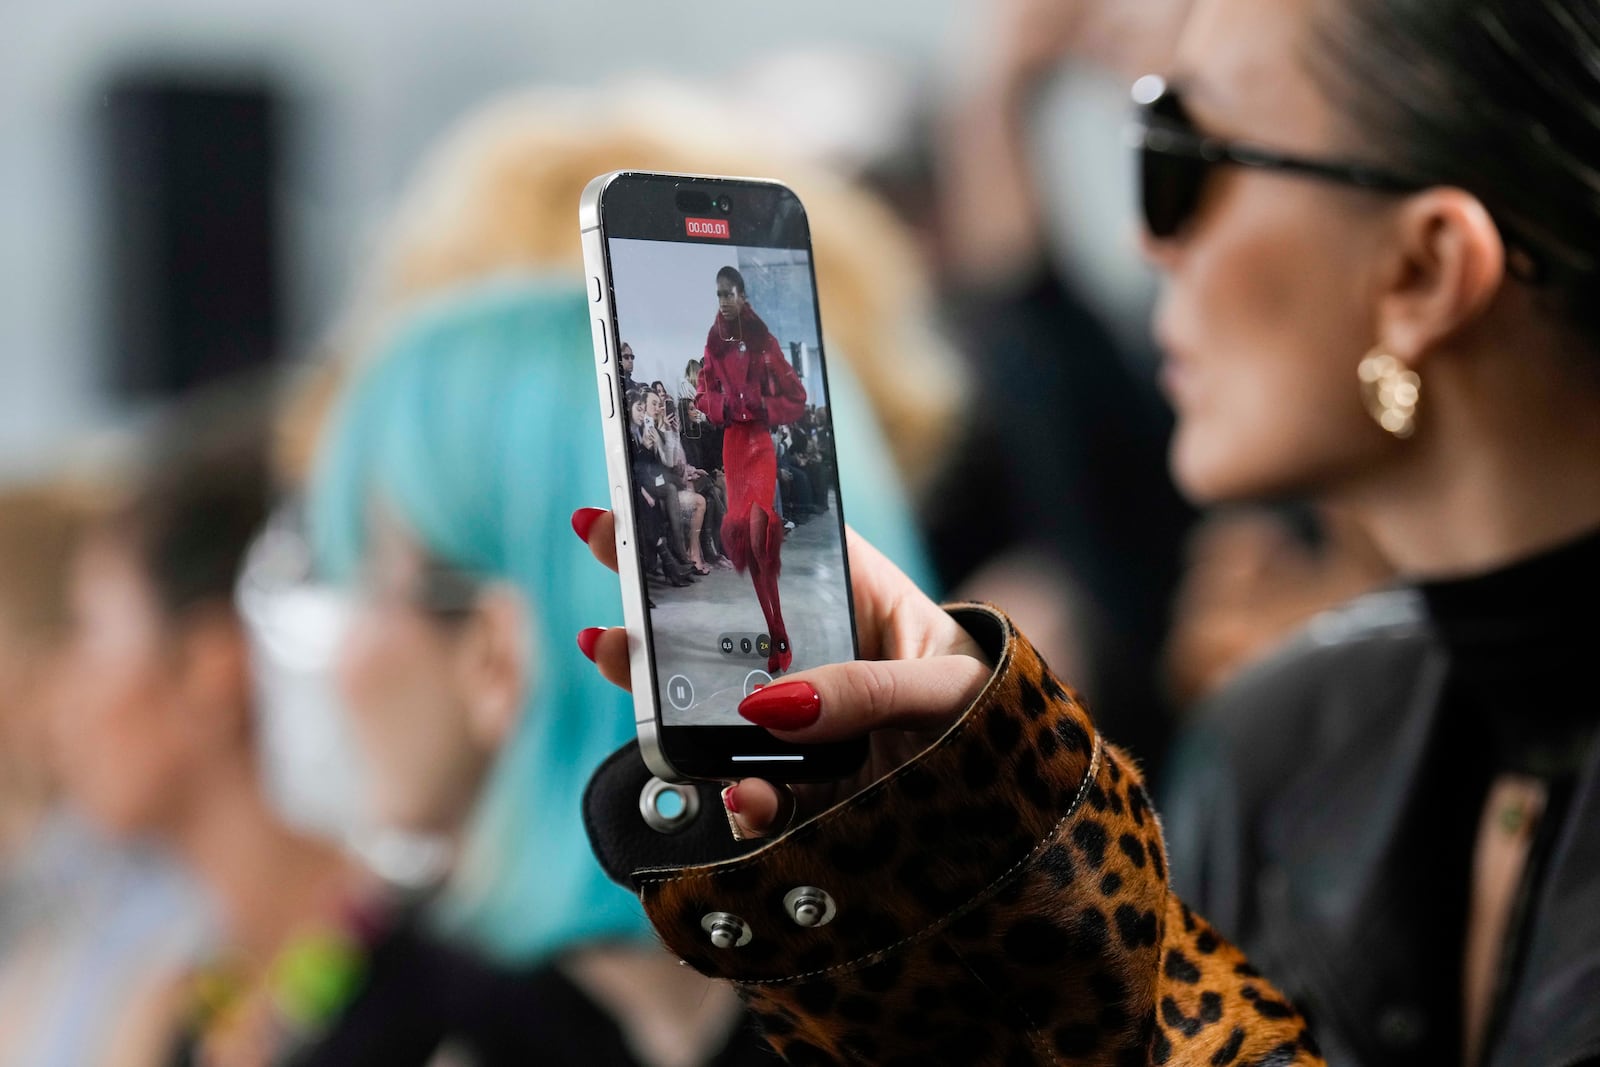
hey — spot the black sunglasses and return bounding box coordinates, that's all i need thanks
[1128,75,1562,285]
[1130,75,1427,240]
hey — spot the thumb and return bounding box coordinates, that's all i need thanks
[737,655,992,744]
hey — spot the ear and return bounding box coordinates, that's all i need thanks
[455,584,533,751]
[1373,188,1506,367]
[170,607,253,747]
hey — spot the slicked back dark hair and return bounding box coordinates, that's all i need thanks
[1307,0,1600,352]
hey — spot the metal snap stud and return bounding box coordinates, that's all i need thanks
[783,886,837,929]
[639,777,700,835]
[701,912,753,949]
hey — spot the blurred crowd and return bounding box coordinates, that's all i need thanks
[12,0,1595,1062]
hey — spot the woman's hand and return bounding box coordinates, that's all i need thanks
[572,510,993,837]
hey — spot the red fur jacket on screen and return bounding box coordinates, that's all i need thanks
[697,306,808,429]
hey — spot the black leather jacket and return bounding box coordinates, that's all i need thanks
[1163,590,1600,1067]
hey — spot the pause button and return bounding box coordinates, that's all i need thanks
[666,675,695,711]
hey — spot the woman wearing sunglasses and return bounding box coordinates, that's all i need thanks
[578,0,1600,1063]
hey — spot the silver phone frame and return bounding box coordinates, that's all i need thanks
[580,168,793,783]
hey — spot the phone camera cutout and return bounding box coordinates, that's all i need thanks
[716,195,732,214]
[674,189,712,213]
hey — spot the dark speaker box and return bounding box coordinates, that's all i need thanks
[102,74,283,397]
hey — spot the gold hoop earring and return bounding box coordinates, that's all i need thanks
[1358,350,1422,439]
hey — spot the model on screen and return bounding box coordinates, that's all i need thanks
[696,265,807,675]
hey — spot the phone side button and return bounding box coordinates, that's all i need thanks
[593,319,610,364]
[601,375,615,419]
[590,276,603,303]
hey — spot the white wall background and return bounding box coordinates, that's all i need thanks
[0,0,974,479]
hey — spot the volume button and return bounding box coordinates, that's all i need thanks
[593,319,611,365]
[602,375,615,419]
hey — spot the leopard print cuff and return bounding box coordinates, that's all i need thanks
[637,604,1104,984]
[632,605,1323,1065]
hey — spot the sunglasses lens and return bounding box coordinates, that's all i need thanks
[1142,145,1207,239]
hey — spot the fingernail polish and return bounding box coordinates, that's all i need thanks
[738,681,821,731]
[721,785,741,815]
[571,507,607,542]
[576,627,605,662]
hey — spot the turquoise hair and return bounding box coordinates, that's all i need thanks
[308,274,939,965]
[826,356,939,596]
[309,277,651,964]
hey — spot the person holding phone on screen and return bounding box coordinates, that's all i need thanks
[696,266,807,675]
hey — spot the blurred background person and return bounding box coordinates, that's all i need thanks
[308,278,775,1066]
[48,391,383,1067]
[0,484,208,1067]
[47,377,608,1067]
[909,0,1200,783]
[1161,504,1392,709]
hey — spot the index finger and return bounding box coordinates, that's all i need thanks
[572,508,619,573]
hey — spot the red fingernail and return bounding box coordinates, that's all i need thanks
[571,507,607,542]
[576,627,605,662]
[721,785,741,815]
[738,681,821,731]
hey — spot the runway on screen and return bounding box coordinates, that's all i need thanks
[648,498,851,727]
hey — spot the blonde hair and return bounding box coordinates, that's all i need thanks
[280,83,965,494]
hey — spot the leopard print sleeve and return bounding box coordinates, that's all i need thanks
[632,605,1324,1066]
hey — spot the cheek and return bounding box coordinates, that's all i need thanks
[337,614,487,835]
[1166,180,1383,502]
[54,642,182,836]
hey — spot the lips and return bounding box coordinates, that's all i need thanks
[1153,314,1193,407]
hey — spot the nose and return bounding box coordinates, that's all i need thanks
[1136,224,1179,272]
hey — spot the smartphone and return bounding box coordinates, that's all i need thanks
[580,170,865,783]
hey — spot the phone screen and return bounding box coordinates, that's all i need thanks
[594,174,862,780]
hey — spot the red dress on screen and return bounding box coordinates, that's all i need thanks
[698,305,807,673]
